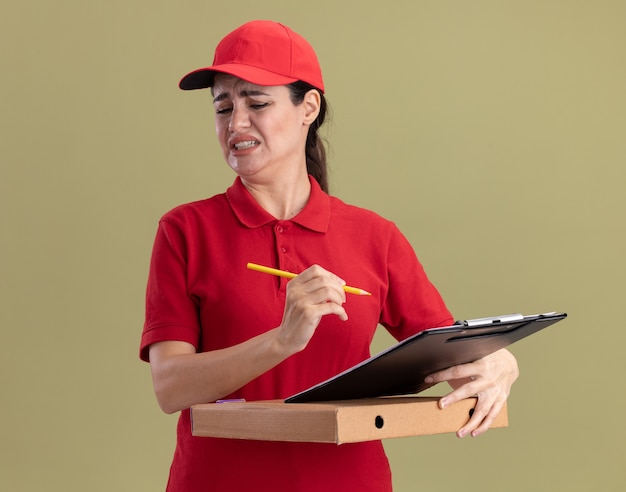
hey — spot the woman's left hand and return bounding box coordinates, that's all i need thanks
[424,348,519,438]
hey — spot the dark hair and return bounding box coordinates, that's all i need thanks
[287,81,329,193]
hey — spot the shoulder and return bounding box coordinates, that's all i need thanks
[328,195,397,232]
[326,195,416,260]
[159,192,229,226]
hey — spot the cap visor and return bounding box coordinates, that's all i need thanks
[179,64,298,90]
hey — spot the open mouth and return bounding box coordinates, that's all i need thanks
[233,140,259,150]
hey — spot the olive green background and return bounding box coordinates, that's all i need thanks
[2,1,624,490]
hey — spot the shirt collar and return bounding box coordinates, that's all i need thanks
[226,175,330,233]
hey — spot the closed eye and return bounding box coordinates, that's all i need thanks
[215,102,268,115]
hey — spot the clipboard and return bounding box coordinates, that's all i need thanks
[285,311,567,403]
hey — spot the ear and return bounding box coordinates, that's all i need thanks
[301,89,321,125]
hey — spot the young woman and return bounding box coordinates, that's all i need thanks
[140,20,518,491]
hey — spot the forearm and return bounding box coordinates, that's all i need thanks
[149,328,292,414]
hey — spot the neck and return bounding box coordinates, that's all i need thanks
[241,171,312,220]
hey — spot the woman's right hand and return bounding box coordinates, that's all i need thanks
[276,264,348,353]
[148,264,348,413]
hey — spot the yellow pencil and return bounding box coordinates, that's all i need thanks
[246,262,372,296]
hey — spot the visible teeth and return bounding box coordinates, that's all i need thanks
[234,141,257,150]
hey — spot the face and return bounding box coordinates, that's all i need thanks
[211,74,319,181]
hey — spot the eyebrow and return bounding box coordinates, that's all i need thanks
[213,89,271,104]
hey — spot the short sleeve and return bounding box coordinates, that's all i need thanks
[379,226,454,340]
[139,218,201,362]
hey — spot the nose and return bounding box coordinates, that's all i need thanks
[228,105,251,132]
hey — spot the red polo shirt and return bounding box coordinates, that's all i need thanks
[141,176,453,491]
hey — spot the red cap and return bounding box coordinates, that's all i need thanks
[179,20,324,92]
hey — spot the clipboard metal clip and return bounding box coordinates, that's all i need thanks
[463,313,524,328]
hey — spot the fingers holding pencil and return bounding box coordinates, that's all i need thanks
[294,264,348,309]
[275,264,350,352]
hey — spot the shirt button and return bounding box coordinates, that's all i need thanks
[277,226,284,233]
[281,247,288,253]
